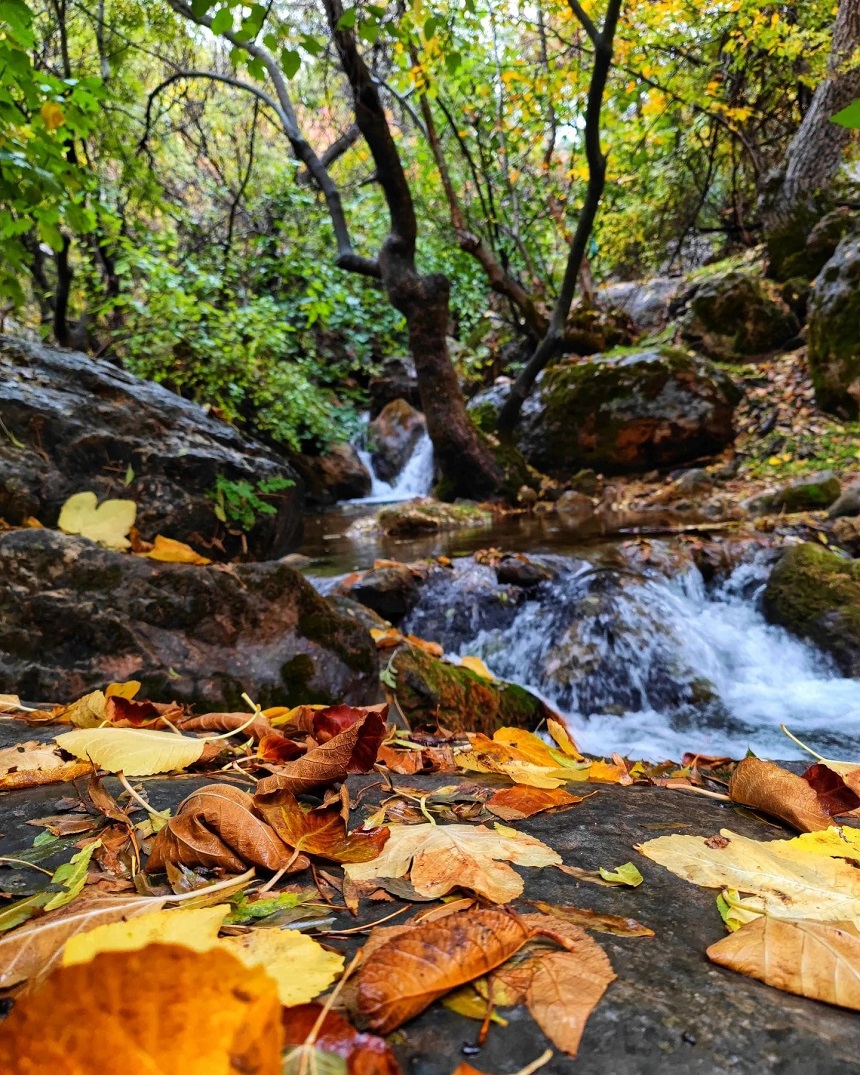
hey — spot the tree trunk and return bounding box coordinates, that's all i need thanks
[762,0,860,277]
[384,257,504,498]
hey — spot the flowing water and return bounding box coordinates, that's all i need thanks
[352,427,435,504]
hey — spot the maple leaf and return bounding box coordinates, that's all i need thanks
[344,822,561,903]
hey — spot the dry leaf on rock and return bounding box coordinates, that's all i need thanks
[356,908,534,1032]
[344,822,561,903]
[526,944,615,1057]
[312,703,388,743]
[0,741,93,790]
[486,785,586,821]
[801,763,860,817]
[0,944,283,1075]
[457,734,567,789]
[104,695,182,728]
[146,784,296,873]
[62,904,227,965]
[637,828,860,924]
[786,826,860,864]
[55,726,205,775]
[728,757,857,832]
[528,900,654,938]
[175,710,273,742]
[255,789,389,863]
[57,490,137,550]
[546,718,583,760]
[143,534,212,564]
[282,1003,402,1075]
[255,712,385,799]
[707,917,860,1010]
[221,928,344,1007]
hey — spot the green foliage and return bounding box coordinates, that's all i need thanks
[832,100,860,129]
[210,474,294,532]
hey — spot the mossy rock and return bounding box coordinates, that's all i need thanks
[377,499,492,536]
[390,645,545,734]
[516,346,741,477]
[680,270,799,362]
[807,236,860,419]
[762,542,860,676]
[752,471,843,516]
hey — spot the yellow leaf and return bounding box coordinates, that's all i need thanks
[220,928,344,1006]
[459,655,493,679]
[105,681,141,700]
[143,535,212,565]
[40,101,65,129]
[55,727,205,775]
[58,491,136,550]
[778,827,860,865]
[598,862,643,887]
[63,905,228,966]
[547,718,583,760]
[492,728,559,767]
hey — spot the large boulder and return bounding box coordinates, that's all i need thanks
[808,236,860,418]
[597,276,682,333]
[368,357,420,416]
[368,399,427,482]
[0,335,303,558]
[476,347,740,477]
[763,542,860,676]
[680,271,799,362]
[0,529,378,707]
[291,444,371,506]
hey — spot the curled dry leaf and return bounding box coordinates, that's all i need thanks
[104,695,182,727]
[282,1002,402,1075]
[528,900,654,938]
[344,822,561,903]
[255,712,385,799]
[255,789,389,863]
[0,741,93,790]
[356,908,534,1032]
[486,785,586,821]
[174,710,273,743]
[312,703,388,743]
[55,726,205,776]
[0,944,283,1075]
[802,763,860,817]
[257,732,305,763]
[707,917,860,1011]
[728,757,859,832]
[146,784,297,873]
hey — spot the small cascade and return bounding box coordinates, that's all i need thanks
[352,427,435,504]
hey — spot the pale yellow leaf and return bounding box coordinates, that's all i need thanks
[58,491,136,550]
[220,928,344,1006]
[459,655,493,679]
[63,905,227,966]
[55,727,205,775]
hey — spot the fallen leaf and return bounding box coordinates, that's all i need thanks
[442,985,509,1025]
[785,826,860,864]
[457,734,566,789]
[376,745,424,774]
[175,710,273,742]
[143,534,212,564]
[255,712,385,799]
[528,901,654,937]
[312,703,388,743]
[255,789,389,863]
[526,941,615,1057]
[728,757,856,832]
[0,694,36,713]
[707,917,860,1010]
[56,688,108,728]
[55,726,205,775]
[356,908,534,1032]
[637,829,860,924]
[802,763,860,817]
[282,1003,402,1075]
[344,822,561,903]
[257,732,305,762]
[0,944,283,1075]
[221,928,344,1007]
[546,718,583,760]
[0,757,93,790]
[598,862,643,887]
[485,785,585,820]
[44,838,102,911]
[63,904,228,965]
[104,695,181,727]
[371,627,404,649]
[146,784,296,873]
[57,491,137,550]
[459,655,493,679]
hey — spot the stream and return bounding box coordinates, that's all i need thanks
[301,437,860,763]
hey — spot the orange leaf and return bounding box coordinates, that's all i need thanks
[255,789,389,863]
[282,1002,402,1074]
[143,534,212,565]
[728,757,858,832]
[0,944,282,1075]
[486,785,585,820]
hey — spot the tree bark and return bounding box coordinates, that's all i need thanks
[762,0,860,276]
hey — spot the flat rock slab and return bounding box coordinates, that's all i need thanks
[0,769,857,1073]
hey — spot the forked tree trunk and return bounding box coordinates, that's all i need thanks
[762,0,860,277]
[385,261,504,498]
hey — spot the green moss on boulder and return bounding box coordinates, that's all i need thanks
[762,542,860,676]
[808,236,860,419]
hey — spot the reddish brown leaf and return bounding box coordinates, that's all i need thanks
[104,696,181,727]
[802,763,860,817]
[376,745,423,774]
[312,703,388,743]
[255,712,385,800]
[0,759,93,790]
[527,900,654,938]
[356,908,534,1033]
[526,944,615,1057]
[282,1003,402,1075]
[257,734,305,764]
[175,711,273,743]
[728,757,855,832]
[486,785,585,821]
[255,789,390,864]
[146,783,296,873]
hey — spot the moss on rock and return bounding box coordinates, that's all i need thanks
[807,236,860,419]
[762,542,860,676]
[390,645,545,734]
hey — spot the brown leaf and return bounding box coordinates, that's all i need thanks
[527,900,654,938]
[0,944,283,1075]
[255,712,385,799]
[282,1003,402,1075]
[104,695,182,727]
[146,784,295,873]
[0,758,93,790]
[486,785,586,820]
[257,733,305,763]
[802,763,860,817]
[728,757,854,832]
[707,917,860,1010]
[312,703,388,743]
[175,711,273,743]
[255,789,390,863]
[376,745,424,774]
[356,908,534,1033]
[526,941,615,1057]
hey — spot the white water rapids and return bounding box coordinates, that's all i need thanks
[352,426,435,504]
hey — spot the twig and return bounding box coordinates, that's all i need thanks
[315,904,412,935]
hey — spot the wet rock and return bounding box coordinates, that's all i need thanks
[596,276,682,332]
[514,347,741,477]
[763,542,860,676]
[832,516,860,557]
[327,593,392,631]
[0,529,378,707]
[290,444,370,506]
[556,490,598,531]
[368,399,427,482]
[375,499,492,537]
[0,335,303,559]
[808,236,860,417]
[368,357,420,416]
[680,271,800,362]
[339,564,421,624]
[828,479,860,519]
[749,471,842,516]
[672,468,713,496]
[494,555,554,588]
[390,645,546,734]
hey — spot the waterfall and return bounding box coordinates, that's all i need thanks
[352,427,435,504]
